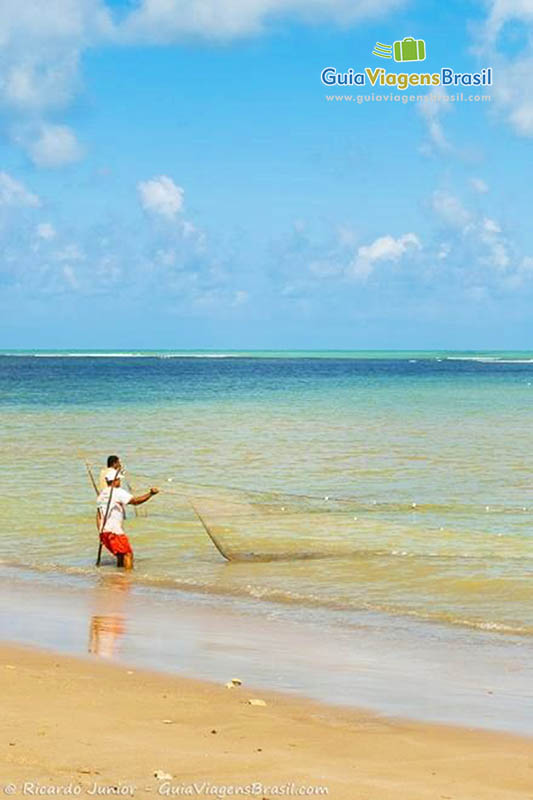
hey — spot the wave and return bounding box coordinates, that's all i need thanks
[30,352,151,358]
[4,352,244,359]
[158,353,236,359]
[445,356,533,364]
[3,351,533,362]
[2,558,531,638]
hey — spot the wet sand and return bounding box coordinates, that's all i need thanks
[1,642,532,800]
[1,565,532,735]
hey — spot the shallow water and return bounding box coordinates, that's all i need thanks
[0,352,532,638]
[2,566,532,734]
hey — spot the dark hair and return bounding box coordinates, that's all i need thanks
[107,455,120,468]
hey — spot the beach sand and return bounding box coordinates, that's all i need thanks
[1,643,531,800]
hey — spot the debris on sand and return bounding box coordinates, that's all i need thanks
[154,770,173,781]
[225,678,243,688]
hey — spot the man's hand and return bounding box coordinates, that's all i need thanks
[130,487,160,506]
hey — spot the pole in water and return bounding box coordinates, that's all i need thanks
[83,461,104,565]
[84,460,98,494]
[96,467,121,567]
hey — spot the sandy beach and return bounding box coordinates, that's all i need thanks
[1,642,531,800]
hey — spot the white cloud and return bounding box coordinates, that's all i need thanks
[118,0,406,42]
[181,219,207,248]
[2,52,81,111]
[487,240,510,270]
[0,0,406,164]
[182,221,197,237]
[431,191,471,229]
[470,177,489,194]
[336,224,358,247]
[500,254,533,289]
[309,259,342,277]
[36,222,56,240]
[437,242,451,260]
[138,175,185,219]
[431,194,511,274]
[484,0,533,42]
[232,289,249,306]
[358,233,419,262]
[488,53,533,137]
[156,248,177,266]
[430,188,513,278]
[0,0,112,111]
[479,218,510,270]
[191,284,251,310]
[520,256,533,272]
[418,87,453,153]
[508,102,533,135]
[483,217,501,234]
[54,243,85,261]
[478,2,533,137]
[466,285,490,303]
[62,264,79,289]
[20,124,84,167]
[0,171,40,207]
[350,232,421,279]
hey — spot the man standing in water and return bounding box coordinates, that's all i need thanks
[99,454,122,491]
[97,468,159,569]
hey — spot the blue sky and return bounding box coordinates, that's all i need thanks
[1,0,533,349]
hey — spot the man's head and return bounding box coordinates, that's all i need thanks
[107,455,121,469]
[104,467,121,487]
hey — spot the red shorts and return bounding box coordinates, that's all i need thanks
[100,531,133,556]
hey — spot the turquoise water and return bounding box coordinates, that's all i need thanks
[1,351,532,636]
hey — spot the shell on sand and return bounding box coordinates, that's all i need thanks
[225,678,243,688]
[154,770,173,780]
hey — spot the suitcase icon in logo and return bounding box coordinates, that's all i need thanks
[393,37,426,62]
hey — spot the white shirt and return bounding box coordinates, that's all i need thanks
[98,468,110,492]
[97,487,133,534]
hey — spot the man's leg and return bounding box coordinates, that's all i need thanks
[112,534,133,569]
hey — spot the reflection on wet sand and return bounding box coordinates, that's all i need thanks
[88,575,130,659]
[89,614,125,658]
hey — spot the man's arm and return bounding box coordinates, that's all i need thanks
[129,488,159,506]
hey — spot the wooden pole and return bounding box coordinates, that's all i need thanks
[84,461,104,565]
[84,460,99,494]
[95,467,121,566]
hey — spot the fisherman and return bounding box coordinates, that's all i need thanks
[97,468,159,569]
[99,455,122,491]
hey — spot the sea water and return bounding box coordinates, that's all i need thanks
[1,352,532,638]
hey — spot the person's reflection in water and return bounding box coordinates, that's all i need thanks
[88,575,130,659]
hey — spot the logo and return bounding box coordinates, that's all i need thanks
[393,37,426,62]
[372,42,393,59]
[372,37,426,62]
[321,36,492,90]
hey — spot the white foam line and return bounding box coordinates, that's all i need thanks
[30,353,148,358]
[13,353,238,359]
[446,357,533,363]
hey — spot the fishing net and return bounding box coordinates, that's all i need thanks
[83,460,532,564]
[84,459,382,561]
[122,472,395,562]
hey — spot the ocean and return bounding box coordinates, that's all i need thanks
[1,350,532,639]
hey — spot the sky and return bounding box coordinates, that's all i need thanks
[1,0,533,349]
